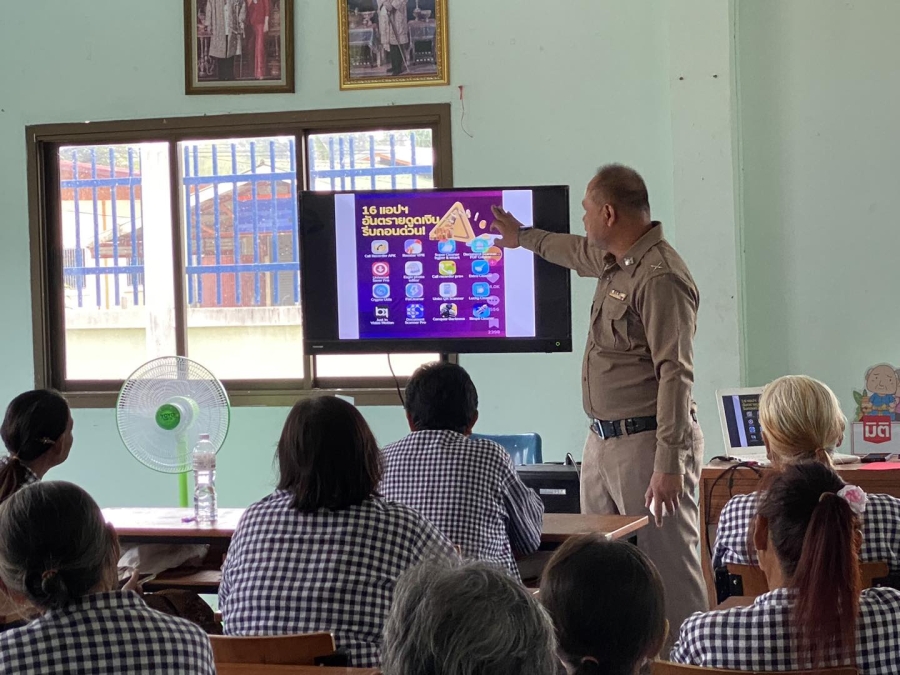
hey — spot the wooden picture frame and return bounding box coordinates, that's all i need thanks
[338,0,449,90]
[185,0,295,95]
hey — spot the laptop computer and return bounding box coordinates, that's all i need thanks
[714,387,859,466]
[715,387,766,461]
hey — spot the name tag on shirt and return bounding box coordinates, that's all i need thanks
[609,290,627,301]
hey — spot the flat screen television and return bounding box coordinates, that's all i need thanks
[299,186,572,354]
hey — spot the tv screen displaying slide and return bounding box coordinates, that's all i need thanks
[299,187,572,354]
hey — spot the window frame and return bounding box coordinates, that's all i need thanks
[26,104,454,408]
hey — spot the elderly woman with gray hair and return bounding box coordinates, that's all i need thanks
[382,560,559,675]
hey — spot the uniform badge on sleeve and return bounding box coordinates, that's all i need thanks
[609,290,627,301]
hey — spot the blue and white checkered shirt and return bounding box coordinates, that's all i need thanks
[380,430,544,578]
[671,587,900,674]
[0,456,39,490]
[0,591,215,674]
[219,492,455,668]
[712,491,900,573]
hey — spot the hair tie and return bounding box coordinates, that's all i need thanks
[41,569,59,582]
[837,484,868,515]
[819,485,867,515]
[580,656,600,666]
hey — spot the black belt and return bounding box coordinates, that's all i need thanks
[590,416,658,440]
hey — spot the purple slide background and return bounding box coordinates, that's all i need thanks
[355,191,509,339]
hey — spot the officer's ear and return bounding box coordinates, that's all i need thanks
[603,203,617,227]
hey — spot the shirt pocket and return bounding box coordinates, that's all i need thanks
[594,298,632,351]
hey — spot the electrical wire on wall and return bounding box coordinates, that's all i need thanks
[459,86,474,138]
[387,354,405,406]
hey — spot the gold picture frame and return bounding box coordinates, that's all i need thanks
[338,0,449,90]
[185,0,295,95]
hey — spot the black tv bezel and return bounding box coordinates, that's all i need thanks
[299,186,573,355]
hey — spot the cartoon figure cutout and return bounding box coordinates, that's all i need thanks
[854,363,900,421]
[851,362,900,455]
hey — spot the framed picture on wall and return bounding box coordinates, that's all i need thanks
[338,0,449,90]
[185,0,295,94]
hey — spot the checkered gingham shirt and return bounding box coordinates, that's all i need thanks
[712,491,900,573]
[219,492,455,668]
[671,587,900,674]
[380,430,544,578]
[0,590,215,674]
[0,455,39,489]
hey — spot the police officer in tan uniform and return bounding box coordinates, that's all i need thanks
[491,164,708,640]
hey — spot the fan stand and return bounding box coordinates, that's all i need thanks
[156,401,195,508]
[177,435,189,508]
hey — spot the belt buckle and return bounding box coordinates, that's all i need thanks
[591,419,606,440]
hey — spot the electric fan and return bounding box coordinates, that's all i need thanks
[117,356,231,507]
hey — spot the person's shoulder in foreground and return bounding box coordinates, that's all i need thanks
[670,589,792,668]
[0,480,214,675]
[0,590,215,674]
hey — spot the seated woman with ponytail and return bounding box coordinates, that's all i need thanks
[0,482,215,674]
[540,535,667,675]
[673,462,900,673]
[0,390,73,504]
[712,375,900,575]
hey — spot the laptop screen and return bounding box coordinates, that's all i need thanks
[720,391,765,449]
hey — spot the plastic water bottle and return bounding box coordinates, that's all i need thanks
[192,433,218,524]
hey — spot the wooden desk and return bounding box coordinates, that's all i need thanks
[104,508,245,545]
[699,462,900,606]
[541,513,648,542]
[217,667,378,675]
[104,508,648,591]
[104,508,648,546]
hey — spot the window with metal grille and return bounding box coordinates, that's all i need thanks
[28,105,451,406]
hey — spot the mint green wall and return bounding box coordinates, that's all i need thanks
[6,0,888,510]
[1,1,684,507]
[738,0,900,426]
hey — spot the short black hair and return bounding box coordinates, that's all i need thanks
[404,362,478,434]
[276,396,382,512]
[590,164,650,215]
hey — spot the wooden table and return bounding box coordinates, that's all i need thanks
[699,461,900,606]
[104,508,648,546]
[103,508,648,591]
[217,667,378,675]
[105,508,245,545]
[540,512,648,542]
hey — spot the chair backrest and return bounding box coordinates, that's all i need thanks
[470,433,543,465]
[209,632,336,665]
[861,561,890,588]
[726,561,890,599]
[651,661,858,675]
[725,564,769,598]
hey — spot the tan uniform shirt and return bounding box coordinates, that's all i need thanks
[519,223,699,474]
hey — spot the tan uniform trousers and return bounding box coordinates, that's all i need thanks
[580,419,708,649]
